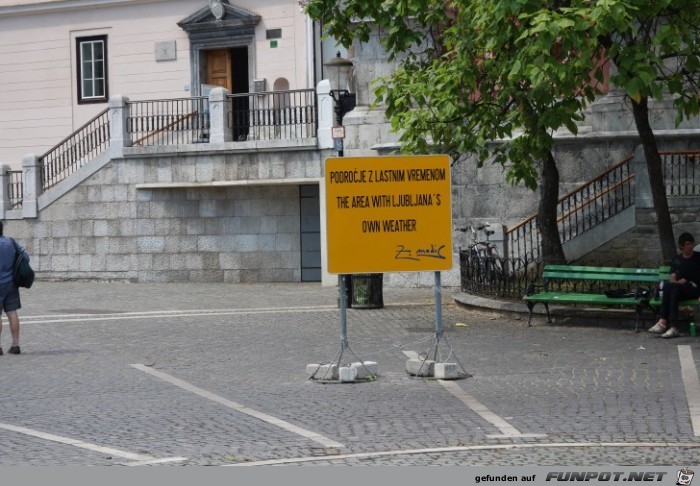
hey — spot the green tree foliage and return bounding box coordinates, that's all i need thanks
[592,0,700,262]
[306,0,700,263]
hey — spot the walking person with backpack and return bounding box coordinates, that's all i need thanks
[0,222,30,355]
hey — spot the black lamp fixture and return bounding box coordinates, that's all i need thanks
[324,52,357,127]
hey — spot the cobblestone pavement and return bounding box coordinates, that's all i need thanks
[0,281,699,466]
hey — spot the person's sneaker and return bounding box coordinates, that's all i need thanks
[649,321,668,334]
[661,327,680,339]
[0,348,4,356]
[7,346,20,355]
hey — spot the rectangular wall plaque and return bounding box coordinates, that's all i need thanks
[155,41,177,61]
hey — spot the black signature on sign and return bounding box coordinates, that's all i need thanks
[395,244,446,261]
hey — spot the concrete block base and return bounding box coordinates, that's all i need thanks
[406,358,434,377]
[308,362,378,382]
[434,362,461,379]
[351,361,378,379]
[306,363,338,380]
[339,366,357,382]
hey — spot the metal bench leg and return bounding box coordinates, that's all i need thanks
[526,301,536,327]
[544,303,551,323]
[634,305,643,333]
[635,300,651,333]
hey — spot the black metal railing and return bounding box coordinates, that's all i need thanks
[505,218,542,271]
[506,156,636,264]
[16,90,318,203]
[127,97,210,146]
[507,151,700,267]
[227,89,317,141]
[558,156,635,242]
[6,170,22,210]
[460,251,543,299]
[40,108,110,191]
[485,151,700,299]
[662,150,700,197]
[460,253,663,299]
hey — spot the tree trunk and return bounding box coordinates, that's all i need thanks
[538,150,567,264]
[630,97,677,264]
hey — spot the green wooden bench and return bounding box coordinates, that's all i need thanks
[647,266,700,323]
[523,265,660,331]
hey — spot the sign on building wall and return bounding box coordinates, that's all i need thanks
[154,41,177,61]
[325,155,453,274]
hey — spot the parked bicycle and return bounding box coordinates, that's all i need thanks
[457,222,505,286]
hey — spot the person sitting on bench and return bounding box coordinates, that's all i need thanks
[649,232,700,338]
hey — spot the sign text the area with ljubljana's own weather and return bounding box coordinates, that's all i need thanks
[325,155,452,274]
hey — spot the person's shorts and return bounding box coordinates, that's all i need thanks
[0,281,21,312]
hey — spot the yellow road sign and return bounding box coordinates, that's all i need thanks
[325,155,453,274]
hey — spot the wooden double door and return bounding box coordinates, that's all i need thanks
[205,47,249,140]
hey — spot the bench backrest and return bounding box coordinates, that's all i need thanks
[542,265,659,283]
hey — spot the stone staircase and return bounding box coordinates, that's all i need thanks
[507,147,700,265]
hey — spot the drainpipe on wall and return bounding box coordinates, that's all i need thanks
[305,15,315,89]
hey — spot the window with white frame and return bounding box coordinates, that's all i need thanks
[77,35,108,104]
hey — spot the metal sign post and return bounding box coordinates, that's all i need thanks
[318,273,377,380]
[413,271,469,378]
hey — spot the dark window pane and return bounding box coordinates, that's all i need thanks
[94,42,104,61]
[83,79,93,97]
[81,43,92,61]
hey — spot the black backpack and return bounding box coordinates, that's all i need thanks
[10,239,34,289]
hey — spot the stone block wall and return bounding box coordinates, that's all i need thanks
[4,149,323,283]
[577,204,700,267]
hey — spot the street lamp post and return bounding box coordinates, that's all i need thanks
[324,52,356,157]
[309,53,379,381]
[324,52,357,352]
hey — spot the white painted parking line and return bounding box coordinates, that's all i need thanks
[131,363,344,449]
[438,380,546,438]
[226,441,700,466]
[403,350,545,439]
[19,307,339,325]
[19,302,432,325]
[678,345,700,436]
[121,457,191,466]
[0,422,186,464]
